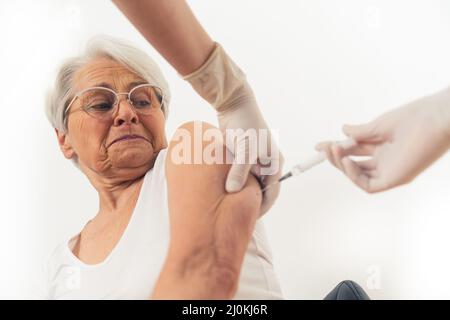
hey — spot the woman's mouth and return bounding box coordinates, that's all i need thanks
[109,134,149,147]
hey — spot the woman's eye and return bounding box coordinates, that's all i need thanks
[133,100,151,108]
[88,103,113,111]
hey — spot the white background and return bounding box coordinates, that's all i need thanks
[1,0,450,299]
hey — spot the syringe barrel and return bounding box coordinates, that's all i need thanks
[291,151,326,175]
[290,138,356,176]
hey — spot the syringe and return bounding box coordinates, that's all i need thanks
[262,138,356,192]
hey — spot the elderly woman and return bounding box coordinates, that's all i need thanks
[42,36,283,299]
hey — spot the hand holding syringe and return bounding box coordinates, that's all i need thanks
[262,138,356,192]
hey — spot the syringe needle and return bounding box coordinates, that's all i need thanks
[278,171,293,182]
[261,172,292,192]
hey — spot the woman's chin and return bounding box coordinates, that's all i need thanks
[110,148,155,169]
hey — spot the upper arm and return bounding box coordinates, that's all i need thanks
[112,0,215,75]
[163,121,262,286]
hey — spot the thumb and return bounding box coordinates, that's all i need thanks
[342,122,379,142]
[225,132,258,192]
[226,162,253,192]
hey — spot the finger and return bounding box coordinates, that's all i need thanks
[339,143,376,157]
[365,177,390,193]
[258,152,284,215]
[225,134,258,192]
[260,171,281,216]
[226,162,253,192]
[342,157,390,193]
[257,149,283,177]
[315,141,341,169]
[354,159,377,171]
[342,122,382,143]
[340,157,374,192]
[331,144,345,171]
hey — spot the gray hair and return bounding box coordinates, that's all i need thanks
[45,35,171,134]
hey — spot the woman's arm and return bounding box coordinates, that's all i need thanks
[151,121,262,299]
[112,0,215,76]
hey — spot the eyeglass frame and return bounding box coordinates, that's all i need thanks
[63,83,164,130]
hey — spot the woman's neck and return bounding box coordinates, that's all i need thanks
[96,174,145,214]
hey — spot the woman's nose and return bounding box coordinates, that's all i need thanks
[113,97,139,126]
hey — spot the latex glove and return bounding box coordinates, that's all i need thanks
[316,87,450,193]
[183,42,283,215]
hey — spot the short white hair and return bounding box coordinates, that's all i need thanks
[45,35,171,134]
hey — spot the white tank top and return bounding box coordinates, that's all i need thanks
[42,148,283,299]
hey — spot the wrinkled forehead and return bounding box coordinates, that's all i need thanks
[72,57,146,93]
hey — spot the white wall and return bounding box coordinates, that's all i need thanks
[1,0,449,299]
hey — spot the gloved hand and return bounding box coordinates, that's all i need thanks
[183,42,283,215]
[316,87,450,193]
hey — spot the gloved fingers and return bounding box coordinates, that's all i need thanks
[252,151,284,216]
[226,162,253,192]
[338,143,376,157]
[315,140,375,156]
[355,159,377,171]
[333,145,378,172]
[227,159,282,215]
[260,169,282,216]
[225,134,258,192]
[316,141,377,172]
[328,143,344,171]
[342,122,382,143]
[315,141,342,170]
[340,157,374,192]
[250,159,281,177]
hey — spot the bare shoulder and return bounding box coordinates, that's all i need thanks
[164,120,262,243]
[165,120,261,204]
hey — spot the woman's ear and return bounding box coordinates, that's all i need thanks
[55,128,76,159]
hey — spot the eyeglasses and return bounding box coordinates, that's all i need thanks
[63,83,164,129]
